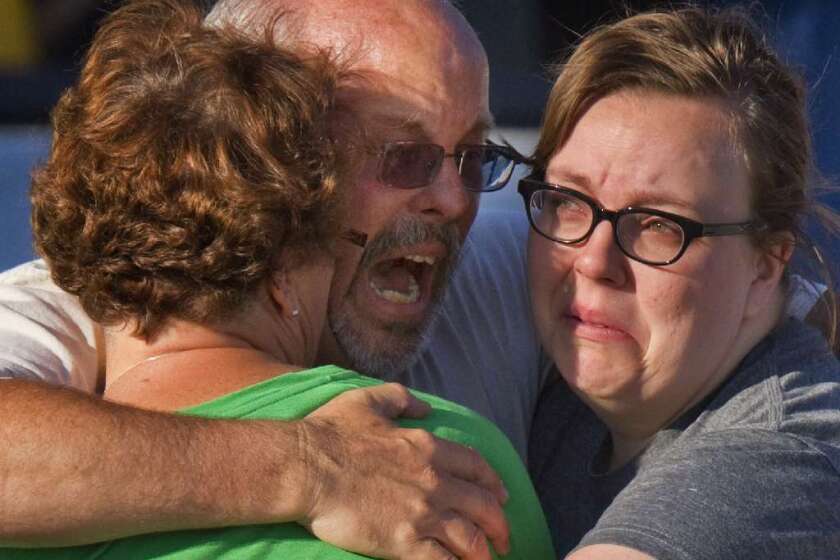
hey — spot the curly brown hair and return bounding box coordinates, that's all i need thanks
[31,0,342,339]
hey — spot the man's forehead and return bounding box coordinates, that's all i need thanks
[363,109,495,141]
[210,0,491,138]
[338,81,493,141]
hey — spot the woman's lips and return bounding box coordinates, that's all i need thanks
[564,306,632,342]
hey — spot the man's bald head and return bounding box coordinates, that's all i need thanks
[207,0,486,70]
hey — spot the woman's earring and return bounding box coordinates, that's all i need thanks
[270,271,300,319]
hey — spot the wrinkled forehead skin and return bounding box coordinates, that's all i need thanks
[209,0,492,136]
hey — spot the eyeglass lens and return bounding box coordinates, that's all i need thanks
[380,143,444,190]
[529,189,687,264]
[379,143,517,191]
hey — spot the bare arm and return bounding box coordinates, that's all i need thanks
[0,378,308,545]
[0,379,509,560]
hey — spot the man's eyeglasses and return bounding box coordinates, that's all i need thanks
[518,177,765,265]
[378,141,528,192]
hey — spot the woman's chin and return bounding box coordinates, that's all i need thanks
[557,345,642,399]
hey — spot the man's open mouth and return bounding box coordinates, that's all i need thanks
[368,254,438,305]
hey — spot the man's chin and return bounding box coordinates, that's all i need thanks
[328,303,435,379]
[327,216,460,377]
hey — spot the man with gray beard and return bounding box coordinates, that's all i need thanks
[0,0,547,558]
[329,216,463,377]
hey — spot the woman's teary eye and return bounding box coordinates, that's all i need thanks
[640,216,680,235]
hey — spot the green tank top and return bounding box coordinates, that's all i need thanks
[4,365,553,559]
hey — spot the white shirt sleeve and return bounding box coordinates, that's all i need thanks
[0,260,103,393]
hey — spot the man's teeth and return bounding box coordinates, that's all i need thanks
[370,275,420,304]
[405,255,437,266]
[367,254,436,304]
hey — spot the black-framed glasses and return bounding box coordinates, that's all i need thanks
[378,141,527,192]
[518,177,766,265]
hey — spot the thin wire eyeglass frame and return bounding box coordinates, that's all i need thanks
[377,140,529,192]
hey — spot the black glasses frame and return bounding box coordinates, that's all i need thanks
[518,177,765,265]
[377,140,528,192]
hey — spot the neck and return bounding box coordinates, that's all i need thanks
[106,342,301,412]
[105,301,312,411]
[107,320,260,384]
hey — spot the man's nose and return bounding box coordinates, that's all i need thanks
[408,156,477,225]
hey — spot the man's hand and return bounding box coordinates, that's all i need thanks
[299,383,510,560]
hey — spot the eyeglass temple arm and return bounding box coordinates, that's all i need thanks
[487,138,535,165]
[700,221,766,237]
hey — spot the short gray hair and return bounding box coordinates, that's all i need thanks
[204,0,297,42]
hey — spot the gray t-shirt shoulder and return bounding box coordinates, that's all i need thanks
[530,319,840,559]
[400,209,552,459]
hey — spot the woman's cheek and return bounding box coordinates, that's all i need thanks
[527,234,572,356]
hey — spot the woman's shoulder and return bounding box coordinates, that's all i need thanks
[594,422,840,559]
[648,319,840,491]
[686,319,840,437]
[599,333,840,559]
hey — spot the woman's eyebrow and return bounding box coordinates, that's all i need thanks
[548,168,696,211]
[621,189,695,211]
[547,169,592,190]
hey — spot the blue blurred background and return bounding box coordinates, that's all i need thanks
[1,0,838,271]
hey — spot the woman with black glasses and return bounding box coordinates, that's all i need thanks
[524,7,840,559]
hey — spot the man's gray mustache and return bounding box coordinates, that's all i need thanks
[359,218,462,269]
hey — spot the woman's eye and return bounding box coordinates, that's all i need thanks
[551,196,584,213]
[640,217,681,236]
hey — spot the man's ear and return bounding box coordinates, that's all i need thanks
[745,234,794,319]
[268,269,300,319]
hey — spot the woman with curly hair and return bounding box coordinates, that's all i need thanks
[7,0,553,558]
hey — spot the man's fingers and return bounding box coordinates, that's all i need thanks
[305,383,431,428]
[359,383,432,419]
[434,512,493,560]
[404,540,457,560]
[423,436,508,504]
[440,475,510,556]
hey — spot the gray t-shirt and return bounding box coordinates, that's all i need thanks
[396,210,552,458]
[529,319,840,559]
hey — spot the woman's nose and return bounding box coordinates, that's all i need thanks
[573,220,628,286]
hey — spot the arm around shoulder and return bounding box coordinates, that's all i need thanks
[0,378,310,546]
[1,380,511,560]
